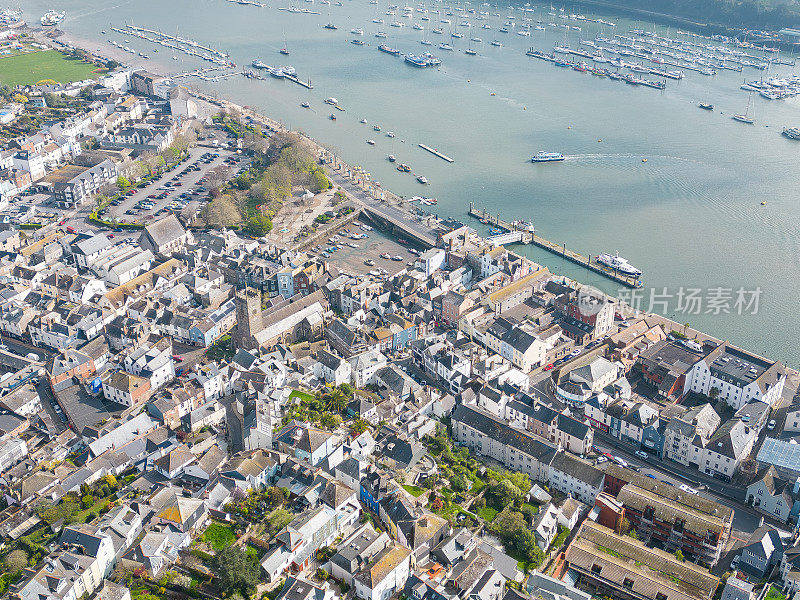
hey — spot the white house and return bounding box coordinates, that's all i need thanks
[124,337,174,390]
[349,349,387,387]
[190,363,224,401]
[316,349,352,386]
[548,451,605,505]
[353,543,412,600]
[415,248,446,277]
[684,345,785,410]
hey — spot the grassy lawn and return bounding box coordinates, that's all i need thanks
[0,50,100,86]
[766,586,786,600]
[74,498,110,523]
[201,522,236,551]
[290,390,315,403]
[477,506,498,522]
[402,485,426,497]
[521,502,539,515]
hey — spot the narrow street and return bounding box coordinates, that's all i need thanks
[592,433,766,536]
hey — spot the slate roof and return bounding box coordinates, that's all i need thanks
[276,577,327,600]
[317,349,345,371]
[452,404,559,463]
[74,234,112,256]
[743,525,783,560]
[706,418,752,460]
[296,427,332,453]
[549,452,604,488]
[556,413,590,440]
[336,456,365,482]
[320,479,356,509]
[141,214,186,249]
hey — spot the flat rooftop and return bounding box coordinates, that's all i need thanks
[43,164,89,184]
[639,340,701,372]
[709,346,772,383]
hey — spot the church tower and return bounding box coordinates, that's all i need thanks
[234,287,263,350]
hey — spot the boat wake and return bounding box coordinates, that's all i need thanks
[565,153,707,165]
[69,0,132,19]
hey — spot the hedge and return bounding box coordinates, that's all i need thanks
[89,214,145,230]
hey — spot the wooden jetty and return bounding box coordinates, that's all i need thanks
[468,203,643,289]
[418,143,454,163]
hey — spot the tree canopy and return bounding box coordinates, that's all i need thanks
[211,545,260,597]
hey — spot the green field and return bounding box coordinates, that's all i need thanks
[0,50,100,87]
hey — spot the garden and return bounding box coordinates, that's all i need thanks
[423,425,554,572]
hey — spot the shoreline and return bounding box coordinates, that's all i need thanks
[36,27,800,374]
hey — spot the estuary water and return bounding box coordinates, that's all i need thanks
[16,0,800,365]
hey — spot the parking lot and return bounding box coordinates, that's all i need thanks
[106,147,249,222]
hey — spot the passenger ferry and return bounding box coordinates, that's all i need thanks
[596,252,642,277]
[531,151,565,162]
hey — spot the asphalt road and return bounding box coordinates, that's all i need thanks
[592,436,764,537]
[0,335,49,361]
[327,170,438,248]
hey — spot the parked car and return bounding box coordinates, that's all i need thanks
[635,450,648,459]
[543,363,554,371]
[679,484,699,495]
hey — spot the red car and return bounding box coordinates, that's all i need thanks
[126,190,136,196]
[172,354,184,362]
[58,220,66,226]
[543,363,555,371]
[107,234,115,239]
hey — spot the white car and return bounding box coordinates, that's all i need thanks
[768,419,777,431]
[570,348,582,356]
[635,450,648,459]
[679,484,699,495]
[596,456,608,464]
